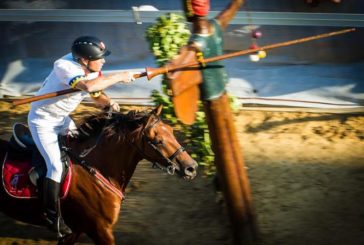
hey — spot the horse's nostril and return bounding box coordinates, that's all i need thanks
[185,166,196,175]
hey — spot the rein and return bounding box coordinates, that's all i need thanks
[63,113,185,201]
[64,114,125,199]
[77,114,185,175]
[78,110,113,158]
[61,145,124,200]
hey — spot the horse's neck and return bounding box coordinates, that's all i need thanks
[69,138,143,190]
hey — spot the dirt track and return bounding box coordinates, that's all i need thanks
[0,101,363,245]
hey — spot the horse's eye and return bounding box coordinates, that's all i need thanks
[154,139,164,146]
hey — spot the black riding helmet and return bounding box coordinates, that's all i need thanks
[71,36,111,61]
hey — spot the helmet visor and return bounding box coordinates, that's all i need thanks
[90,49,111,60]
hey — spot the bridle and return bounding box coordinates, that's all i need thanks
[136,116,186,175]
[62,113,186,200]
[76,113,186,175]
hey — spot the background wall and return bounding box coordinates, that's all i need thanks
[0,0,363,107]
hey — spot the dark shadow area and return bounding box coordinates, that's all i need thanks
[248,162,364,245]
[0,214,57,242]
[0,213,95,243]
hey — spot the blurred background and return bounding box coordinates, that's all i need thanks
[0,0,363,108]
[1,2,364,245]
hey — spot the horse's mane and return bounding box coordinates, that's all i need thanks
[74,110,152,143]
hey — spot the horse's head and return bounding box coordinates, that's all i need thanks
[139,105,198,180]
[73,105,198,180]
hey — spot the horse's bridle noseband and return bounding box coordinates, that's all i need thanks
[140,116,185,175]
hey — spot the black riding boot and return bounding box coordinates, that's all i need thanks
[43,178,72,238]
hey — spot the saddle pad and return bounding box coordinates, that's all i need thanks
[2,152,72,199]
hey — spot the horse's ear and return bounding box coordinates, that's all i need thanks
[145,105,163,129]
[152,105,163,116]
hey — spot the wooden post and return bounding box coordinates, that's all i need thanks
[204,93,257,244]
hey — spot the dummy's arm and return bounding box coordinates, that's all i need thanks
[215,0,245,30]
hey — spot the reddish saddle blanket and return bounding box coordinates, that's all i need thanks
[2,152,72,199]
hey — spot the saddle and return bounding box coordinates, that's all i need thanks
[2,123,72,199]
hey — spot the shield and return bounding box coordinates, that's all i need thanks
[167,46,202,125]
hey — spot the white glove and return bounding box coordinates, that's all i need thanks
[109,100,120,112]
[130,72,137,81]
[124,71,138,83]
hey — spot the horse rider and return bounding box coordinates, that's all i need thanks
[27,36,136,237]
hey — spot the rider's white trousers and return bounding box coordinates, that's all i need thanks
[28,111,76,183]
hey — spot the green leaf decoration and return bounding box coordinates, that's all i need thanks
[146,13,238,176]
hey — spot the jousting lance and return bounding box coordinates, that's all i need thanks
[12,28,355,106]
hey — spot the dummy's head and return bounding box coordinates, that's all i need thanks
[182,0,210,21]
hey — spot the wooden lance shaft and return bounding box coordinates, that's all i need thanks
[12,28,355,106]
[146,28,355,79]
[12,72,147,106]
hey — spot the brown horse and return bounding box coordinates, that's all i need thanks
[0,105,198,244]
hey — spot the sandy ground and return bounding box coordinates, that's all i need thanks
[0,100,363,245]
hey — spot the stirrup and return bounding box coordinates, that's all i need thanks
[28,167,39,186]
[56,217,72,238]
[44,213,72,238]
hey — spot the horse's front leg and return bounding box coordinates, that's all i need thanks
[57,232,81,245]
[88,226,115,245]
